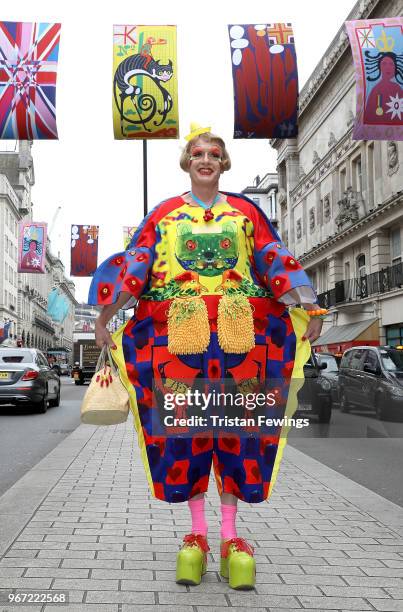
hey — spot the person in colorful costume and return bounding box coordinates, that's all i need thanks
[89,123,323,590]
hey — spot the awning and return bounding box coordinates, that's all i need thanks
[312,318,378,347]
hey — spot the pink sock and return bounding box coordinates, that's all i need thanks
[188,497,208,536]
[221,503,237,540]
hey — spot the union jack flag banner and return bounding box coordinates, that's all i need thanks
[70,225,99,277]
[346,17,403,140]
[0,21,61,139]
[18,221,47,273]
[228,23,298,139]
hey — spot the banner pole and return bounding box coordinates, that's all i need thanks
[143,140,148,216]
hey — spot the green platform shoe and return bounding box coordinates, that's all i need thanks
[176,533,210,585]
[220,537,256,590]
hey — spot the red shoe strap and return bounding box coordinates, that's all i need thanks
[221,537,254,558]
[183,533,210,552]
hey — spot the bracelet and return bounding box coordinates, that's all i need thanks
[305,308,328,317]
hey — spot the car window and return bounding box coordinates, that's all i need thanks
[340,351,353,368]
[37,353,49,367]
[317,354,338,372]
[379,349,403,372]
[0,351,32,363]
[349,350,365,370]
[363,350,380,371]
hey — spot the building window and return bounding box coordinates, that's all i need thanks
[386,326,403,347]
[252,197,260,207]
[344,261,350,279]
[367,143,375,207]
[357,254,366,277]
[352,155,362,193]
[339,167,346,197]
[391,228,402,264]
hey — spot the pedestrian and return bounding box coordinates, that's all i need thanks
[89,123,324,589]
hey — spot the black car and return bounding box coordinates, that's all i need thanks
[0,348,61,413]
[296,352,333,423]
[338,345,403,420]
[315,352,340,405]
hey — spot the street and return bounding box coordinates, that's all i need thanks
[289,408,403,508]
[0,378,83,497]
[1,382,403,508]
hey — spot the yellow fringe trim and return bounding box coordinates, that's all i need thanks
[167,296,210,354]
[217,294,255,353]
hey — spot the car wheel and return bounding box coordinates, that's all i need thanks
[49,387,60,408]
[318,405,332,423]
[34,394,48,414]
[340,392,351,413]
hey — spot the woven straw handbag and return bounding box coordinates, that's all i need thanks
[81,345,130,425]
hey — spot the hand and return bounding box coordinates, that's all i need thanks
[302,317,323,343]
[95,318,117,349]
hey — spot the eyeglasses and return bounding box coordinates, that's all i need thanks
[189,146,222,162]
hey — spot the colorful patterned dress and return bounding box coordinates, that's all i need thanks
[88,192,315,504]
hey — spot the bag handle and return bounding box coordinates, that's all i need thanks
[95,344,119,376]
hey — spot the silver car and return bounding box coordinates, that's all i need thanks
[0,348,61,413]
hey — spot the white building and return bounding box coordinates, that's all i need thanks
[242,173,278,226]
[0,142,77,350]
[271,0,403,354]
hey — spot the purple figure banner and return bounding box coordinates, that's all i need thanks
[346,17,403,141]
[18,221,47,273]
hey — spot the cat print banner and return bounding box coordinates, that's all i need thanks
[70,225,99,277]
[112,24,179,139]
[0,21,61,139]
[228,23,298,139]
[123,226,137,249]
[346,18,403,141]
[18,221,47,273]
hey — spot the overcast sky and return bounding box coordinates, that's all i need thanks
[2,0,356,302]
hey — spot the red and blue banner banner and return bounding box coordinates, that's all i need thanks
[70,225,99,277]
[18,221,47,273]
[346,17,403,141]
[228,23,298,139]
[0,21,61,139]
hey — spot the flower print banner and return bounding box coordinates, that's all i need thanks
[70,225,99,277]
[112,24,179,139]
[0,21,61,139]
[346,18,403,141]
[18,221,47,273]
[228,23,298,139]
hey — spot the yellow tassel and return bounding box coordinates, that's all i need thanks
[217,294,255,353]
[167,297,210,354]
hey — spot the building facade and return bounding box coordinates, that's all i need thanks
[242,173,278,226]
[272,0,403,353]
[0,142,77,350]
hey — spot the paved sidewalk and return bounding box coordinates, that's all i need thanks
[1,421,403,612]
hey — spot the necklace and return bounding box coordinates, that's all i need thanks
[190,191,220,221]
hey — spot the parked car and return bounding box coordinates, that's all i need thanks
[338,345,403,420]
[315,352,340,405]
[296,351,333,423]
[0,348,61,413]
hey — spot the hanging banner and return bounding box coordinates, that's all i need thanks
[112,24,179,139]
[346,17,403,141]
[70,225,99,277]
[0,21,61,139]
[18,221,47,273]
[123,225,137,249]
[228,23,298,139]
